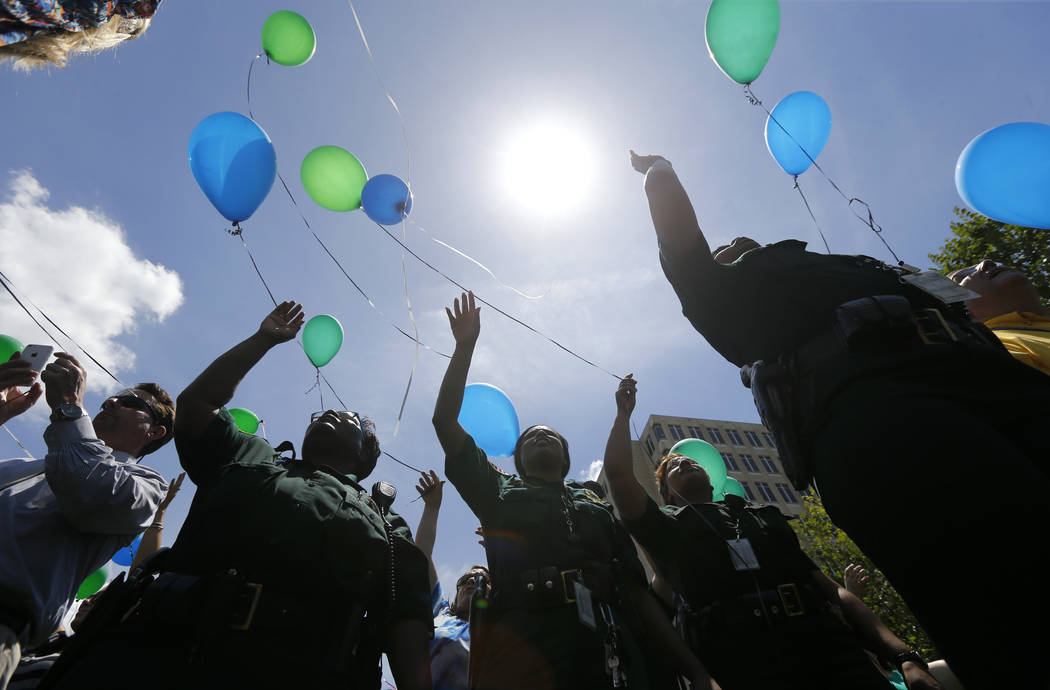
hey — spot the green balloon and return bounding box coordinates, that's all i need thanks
[302,314,343,368]
[261,10,316,67]
[229,407,260,434]
[76,566,107,600]
[722,476,747,500]
[668,438,728,496]
[0,334,24,363]
[301,146,368,212]
[705,0,780,84]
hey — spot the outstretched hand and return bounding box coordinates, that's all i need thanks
[446,291,480,346]
[257,301,305,345]
[616,374,637,417]
[158,472,186,512]
[629,150,669,174]
[416,469,445,509]
[0,354,43,424]
[844,564,870,598]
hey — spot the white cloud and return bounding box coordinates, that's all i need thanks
[0,170,183,390]
[579,458,603,482]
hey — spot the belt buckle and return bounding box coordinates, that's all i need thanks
[229,582,263,630]
[777,583,805,617]
[911,309,957,345]
[560,569,582,604]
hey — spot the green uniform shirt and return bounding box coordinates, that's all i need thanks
[625,496,816,609]
[659,239,943,366]
[170,409,431,627]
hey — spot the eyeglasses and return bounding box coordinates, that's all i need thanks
[105,392,160,423]
[310,410,361,427]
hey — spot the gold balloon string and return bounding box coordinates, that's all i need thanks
[742,83,903,265]
[407,220,550,301]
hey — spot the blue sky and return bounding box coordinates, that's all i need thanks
[2,0,1049,602]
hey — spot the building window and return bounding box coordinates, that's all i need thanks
[776,483,798,504]
[741,481,755,501]
[707,428,725,444]
[763,432,776,448]
[744,430,762,447]
[756,482,776,503]
[645,436,655,457]
[686,426,704,440]
[652,424,666,441]
[741,454,759,472]
[720,453,739,471]
[726,429,744,446]
[760,456,778,474]
[669,424,685,440]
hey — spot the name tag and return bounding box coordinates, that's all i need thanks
[574,581,597,630]
[903,271,980,304]
[728,538,761,571]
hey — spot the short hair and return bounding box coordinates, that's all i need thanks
[512,426,571,479]
[449,565,491,618]
[135,383,174,457]
[355,415,382,479]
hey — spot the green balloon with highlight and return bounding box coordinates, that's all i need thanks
[0,334,24,363]
[261,10,316,67]
[668,438,728,496]
[229,407,260,434]
[719,476,747,501]
[301,146,368,212]
[302,314,343,368]
[76,566,107,600]
[705,0,780,84]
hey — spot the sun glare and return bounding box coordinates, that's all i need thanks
[500,118,596,218]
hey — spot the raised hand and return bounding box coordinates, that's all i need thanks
[257,301,305,345]
[616,374,637,417]
[41,353,86,411]
[844,564,871,598]
[629,150,669,174]
[415,469,445,509]
[0,354,43,424]
[158,472,186,512]
[445,291,480,346]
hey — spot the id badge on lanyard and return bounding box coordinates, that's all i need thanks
[902,270,980,305]
[728,538,761,571]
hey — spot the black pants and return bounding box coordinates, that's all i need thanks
[810,346,1050,689]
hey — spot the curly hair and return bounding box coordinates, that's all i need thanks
[0,14,152,71]
[654,452,695,503]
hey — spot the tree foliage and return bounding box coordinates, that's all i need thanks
[791,495,939,660]
[929,206,1050,309]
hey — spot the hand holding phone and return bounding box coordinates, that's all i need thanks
[0,350,45,423]
[21,344,54,373]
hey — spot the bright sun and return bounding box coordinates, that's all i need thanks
[500,118,596,218]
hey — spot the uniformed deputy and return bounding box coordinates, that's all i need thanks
[45,301,433,690]
[604,375,942,689]
[631,151,1050,688]
[432,292,718,690]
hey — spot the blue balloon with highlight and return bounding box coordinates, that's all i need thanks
[765,91,832,176]
[188,112,277,223]
[361,174,413,225]
[956,122,1050,229]
[111,533,143,567]
[459,383,520,458]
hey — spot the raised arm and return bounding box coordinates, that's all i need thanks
[432,291,480,456]
[630,151,714,259]
[414,469,444,590]
[130,472,185,571]
[176,301,304,440]
[602,374,648,520]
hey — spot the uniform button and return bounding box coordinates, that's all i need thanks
[526,583,535,592]
[545,580,554,589]
[753,609,762,617]
[771,606,779,614]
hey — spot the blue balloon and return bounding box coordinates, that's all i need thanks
[188,112,277,223]
[360,174,413,225]
[111,533,143,567]
[765,91,832,176]
[458,383,520,458]
[956,122,1050,229]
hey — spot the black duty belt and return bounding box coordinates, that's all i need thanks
[497,564,614,610]
[691,582,826,632]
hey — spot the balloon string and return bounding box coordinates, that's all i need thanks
[245,52,264,121]
[3,424,35,459]
[370,220,623,381]
[317,369,325,411]
[793,175,831,254]
[347,0,411,186]
[407,220,549,300]
[382,450,425,474]
[393,220,420,437]
[229,224,279,308]
[0,268,124,386]
[742,84,903,265]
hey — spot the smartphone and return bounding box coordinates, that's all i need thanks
[21,344,54,373]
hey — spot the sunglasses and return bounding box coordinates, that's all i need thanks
[310,410,362,427]
[456,573,486,590]
[105,393,160,423]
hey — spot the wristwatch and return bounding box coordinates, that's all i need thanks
[53,403,86,422]
[893,649,929,673]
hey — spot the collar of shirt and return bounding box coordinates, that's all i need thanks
[985,311,1050,331]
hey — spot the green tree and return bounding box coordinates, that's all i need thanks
[791,495,939,660]
[929,207,1050,310]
